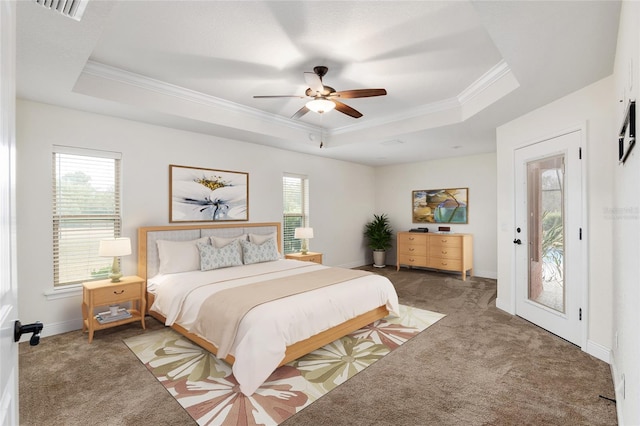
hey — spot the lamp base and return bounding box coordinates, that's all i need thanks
[109,257,122,282]
[301,240,308,255]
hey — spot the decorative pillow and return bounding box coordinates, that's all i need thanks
[249,233,277,245]
[156,237,208,274]
[240,238,280,265]
[197,240,242,271]
[210,234,247,248]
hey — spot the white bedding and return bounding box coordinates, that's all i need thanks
[148,259,399,396]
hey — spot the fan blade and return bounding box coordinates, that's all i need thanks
[304,72,324,95]
[330,88,387,99]
[254,95,305,98]
[291,105,310,119]
[334,100,363,118]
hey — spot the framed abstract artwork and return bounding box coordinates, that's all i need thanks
[170,165,248,222]
[619,100,635,164]
[412,188,468,224]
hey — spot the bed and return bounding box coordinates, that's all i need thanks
[138,222,399,395]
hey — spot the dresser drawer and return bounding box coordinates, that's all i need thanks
[91,282,142,305]
[429,235,462,249]
[399,244,427,256]
[427,258,462,271]
[429,245,461,260]
[398,233,428,246]
[398,254,428,267]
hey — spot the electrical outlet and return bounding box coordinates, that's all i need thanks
[617,374,626,400]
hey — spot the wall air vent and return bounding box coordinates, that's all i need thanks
[34,0,88,21]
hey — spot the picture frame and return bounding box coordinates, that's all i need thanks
[169,164,248,222]
[412,188,468,224]
[619,100,635,164]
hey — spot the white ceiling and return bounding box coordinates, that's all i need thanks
[16,0,621,166]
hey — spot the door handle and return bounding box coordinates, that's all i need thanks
[14,320,43,346]
[513,239,522,245]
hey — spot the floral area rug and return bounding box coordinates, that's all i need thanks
[124,305,444,425]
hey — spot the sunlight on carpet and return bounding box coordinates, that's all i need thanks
[124,305,444,426]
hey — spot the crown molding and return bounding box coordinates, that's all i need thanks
[81,60,319,134]
[81,59,513,139]
[331,60,514,136]
[457,60,512,105]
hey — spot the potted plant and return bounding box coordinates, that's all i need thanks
[363,214,394,268]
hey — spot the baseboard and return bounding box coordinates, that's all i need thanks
[585,339,611,364]
[18,317,83,343]
[610,357,625,426]
[472,269,497,279]
[495,297,514,314]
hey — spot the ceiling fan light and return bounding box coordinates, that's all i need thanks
[306,99,335,114]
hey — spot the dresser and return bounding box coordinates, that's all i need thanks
[396,232,473,281]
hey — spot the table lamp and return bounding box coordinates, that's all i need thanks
[294,227,314,255]
[98,237,131,282]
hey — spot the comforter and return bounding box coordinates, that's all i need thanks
[148,259,399,395]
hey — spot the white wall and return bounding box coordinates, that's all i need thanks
[496,76,614,364]
[15,99,376,337]
[611,2,640,424]
[374,153,497,278]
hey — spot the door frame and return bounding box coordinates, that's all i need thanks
[509,124,589,350]
[0,1,18,424]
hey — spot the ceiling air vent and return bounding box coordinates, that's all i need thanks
[34,0,88,21]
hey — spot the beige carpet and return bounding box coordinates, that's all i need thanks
[19,267,617,425]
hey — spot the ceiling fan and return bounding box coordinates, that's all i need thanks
[253,66,387,119]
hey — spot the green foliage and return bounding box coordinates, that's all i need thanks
[541,210,563,282]
[364,214,393,251]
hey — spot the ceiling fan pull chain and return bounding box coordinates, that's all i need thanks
[320,113,324,148]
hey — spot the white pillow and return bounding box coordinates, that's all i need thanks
[156,237,208,274]
[248,233,276,245]
[210,234,247,248]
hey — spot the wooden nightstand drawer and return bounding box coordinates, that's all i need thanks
[285,252,323,264]
[91,282,143,304]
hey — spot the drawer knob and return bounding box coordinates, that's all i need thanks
[442,251,447,254]
[113,290,125,295]
[409,237,415,241]
[409,248,415,251]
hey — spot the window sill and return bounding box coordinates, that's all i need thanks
[44,285,82,300]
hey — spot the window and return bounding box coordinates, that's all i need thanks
[52,146,122,287]
[282,174,309,254]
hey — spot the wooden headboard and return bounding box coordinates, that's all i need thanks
[137,222,281,281]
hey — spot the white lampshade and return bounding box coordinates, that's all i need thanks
[306,99,335,114]
[98,237,132,257]
[294,227,314,239]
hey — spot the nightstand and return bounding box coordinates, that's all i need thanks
[82,275,146,343]
[285,251,323,264]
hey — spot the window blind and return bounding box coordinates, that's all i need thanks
[283,174,309,254]
[52,147,122,287]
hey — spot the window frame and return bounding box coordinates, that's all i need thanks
[282,173,309,254]
[52,145,123,289]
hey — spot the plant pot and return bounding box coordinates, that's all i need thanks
[372,250,386,268]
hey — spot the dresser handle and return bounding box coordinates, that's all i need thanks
[442,251,447,254]
[409,237,415,241]
[409,248,415,251]
[113,290,125,295]
[441,239,448,243]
